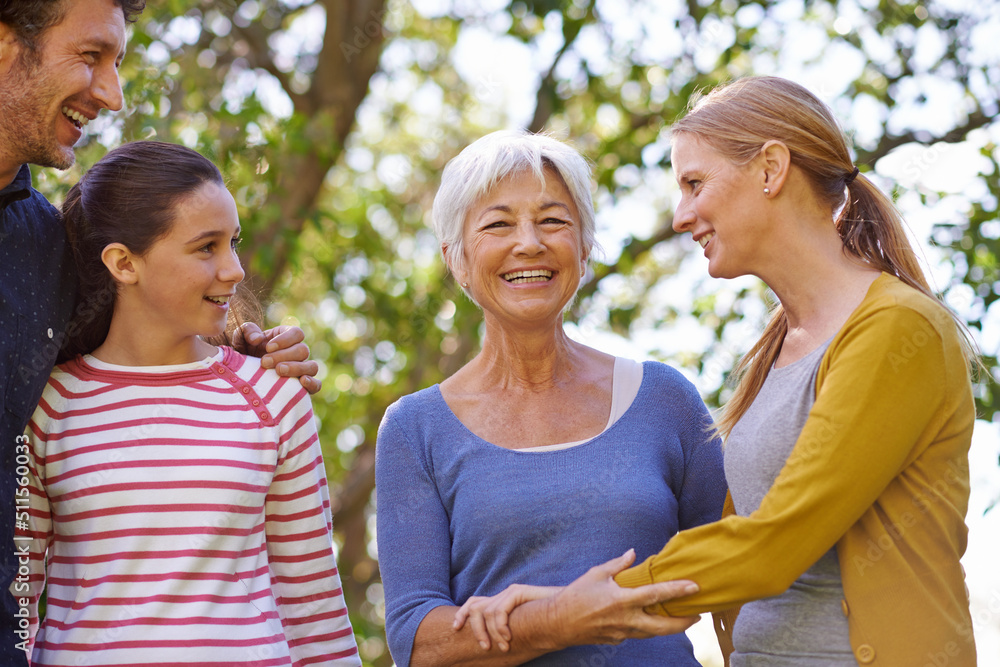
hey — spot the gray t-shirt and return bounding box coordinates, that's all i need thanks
[724,340,858,666]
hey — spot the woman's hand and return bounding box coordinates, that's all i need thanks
[453,585,562,650]
[234,323,321,394]
[457,549,701,652]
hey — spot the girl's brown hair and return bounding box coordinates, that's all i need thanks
[671,76,976,437]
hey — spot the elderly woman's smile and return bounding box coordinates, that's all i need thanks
[502,269,553,283]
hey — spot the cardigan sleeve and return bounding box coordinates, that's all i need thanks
[375,402,458,667]
[264,386,360,666]
[615,303,954,615]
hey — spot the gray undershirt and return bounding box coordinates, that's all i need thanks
[724,339,858,667]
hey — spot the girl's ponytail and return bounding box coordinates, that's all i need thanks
[61,179,117,358]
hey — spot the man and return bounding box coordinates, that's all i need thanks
[0,1,318,661]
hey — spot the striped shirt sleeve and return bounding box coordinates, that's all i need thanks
[264,381,360,667]
[17,408,54,653]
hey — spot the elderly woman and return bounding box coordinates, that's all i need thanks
[375,130,728,666]
[462,78,978,667]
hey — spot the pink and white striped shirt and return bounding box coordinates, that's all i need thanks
[19,347,360,667]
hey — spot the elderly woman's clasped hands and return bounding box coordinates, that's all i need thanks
[452,549,701,653]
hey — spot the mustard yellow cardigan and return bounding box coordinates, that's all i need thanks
[616,273,976,666]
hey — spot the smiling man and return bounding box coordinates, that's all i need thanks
[0,2,322,662]
[0,0,130,179]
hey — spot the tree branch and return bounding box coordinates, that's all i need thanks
[242,0,388,296]
[574,213,678,310]
[231,20,309,111]
[856,108,994,166]
[527,0,595,132]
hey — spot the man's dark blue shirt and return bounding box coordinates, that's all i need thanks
[0,164,76,663]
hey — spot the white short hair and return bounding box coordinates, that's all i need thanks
[432,130,598,284]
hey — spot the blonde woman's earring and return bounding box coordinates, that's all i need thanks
[763,187,771,195]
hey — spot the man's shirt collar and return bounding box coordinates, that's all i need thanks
[0,164,33,210]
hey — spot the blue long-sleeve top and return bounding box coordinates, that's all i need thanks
[375,361,727,666]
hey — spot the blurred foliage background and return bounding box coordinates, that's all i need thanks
[32,0,999,663]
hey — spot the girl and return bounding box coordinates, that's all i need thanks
[19,141,361,666]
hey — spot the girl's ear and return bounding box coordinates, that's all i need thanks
[759,140,792,196]
[101,243,139,285]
